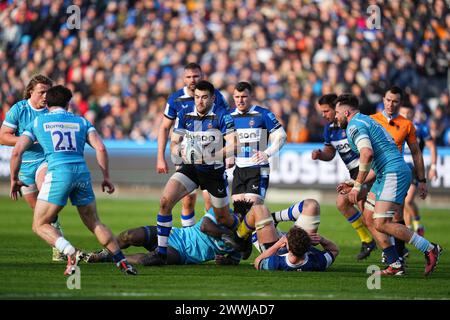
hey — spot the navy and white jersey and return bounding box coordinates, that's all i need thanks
[231,106,282,168]
[164,87,230,120]
[404,121,432,165]
[3,99,47,163]
[174,104,235,172]
[259,246,335,272]
[323,122,359,171]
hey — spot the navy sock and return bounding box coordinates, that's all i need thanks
[112,250,126,264]
[383,245,400,265]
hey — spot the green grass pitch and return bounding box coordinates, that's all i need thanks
[0,195,448,300]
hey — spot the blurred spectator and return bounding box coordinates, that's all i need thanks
[0,0,448,145]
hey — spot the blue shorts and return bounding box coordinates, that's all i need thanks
[18,159,47,186]
[38,164,95,206]
[370,170,412,204]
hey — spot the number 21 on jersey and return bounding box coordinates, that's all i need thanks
[44,122,79,152]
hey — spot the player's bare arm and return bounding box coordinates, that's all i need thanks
[157,116,175,173]
[424,139,438,180]
[311,145,336,161]
[9,135,33,200]
[87,131,114,194]
[408,140,427,199]
[348,146,373,204]
[0,125,19,146]
[200,217,232,238]
[252,127,287,164]
[254,236,287,270]
[169,131,185,163]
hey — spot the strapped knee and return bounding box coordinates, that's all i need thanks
[295,214,320,231]
[255,217,274,231]
[373,211,395,219]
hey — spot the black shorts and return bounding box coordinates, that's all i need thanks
[176,164,228,199]
[231,166,269,199]
[349,167,359,180]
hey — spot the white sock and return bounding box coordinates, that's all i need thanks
[55,237,75,256]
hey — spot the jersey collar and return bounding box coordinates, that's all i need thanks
[285,252,308,268]
[182,87,193,98]
[236,105,256,114]
[27,99,47,112]
[195,103,216,117]
[48,107,66,113]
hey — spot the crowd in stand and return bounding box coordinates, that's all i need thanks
[1,0,449,145]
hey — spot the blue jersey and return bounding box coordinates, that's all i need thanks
[323,122,359,172]
[3,99,47,163]
[231,106,282,168]
[164,87,230,120]
[259,246,335,271]
[404,121,432,165]
[174,104,235,172]
[168,209,241,264]
[23,109,96,170]
[346,113,409,175]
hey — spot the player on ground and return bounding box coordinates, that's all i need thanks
[157,63,230,227]
[312,93,375,260]
[370,87,428,260]
[254,226,339,272]
[334,93,442,276]
[227,81,287,258]
[233,198,321,254]
[9,85,137,276]
[153,80,239,265]
[85,209,241,266]
[0,74,65,261]
[399,104,438,236]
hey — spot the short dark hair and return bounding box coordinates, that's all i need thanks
[195,80,215,95]
[335,93,359,109]
[286,226,311,258]
[46,85,73,108]
[386,86,403,100]
[23,74,53,99]
[235,81,253,93]
[318,93,338,108]
[184,62,202,71]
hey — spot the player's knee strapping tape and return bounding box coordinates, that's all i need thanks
[295,214,321,230]
[364,199,375,212]
[21,183,38,195]
[171,172,197,193]
[373,211,395,219]
[255,217,274,231]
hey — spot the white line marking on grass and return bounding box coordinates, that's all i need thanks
[1,292,448,300]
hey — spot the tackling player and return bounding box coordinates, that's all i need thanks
[0,74,65,261]
[312,93,375,260]
[370,87,428,261]
[9,85,136,276]
[334,93,442,276]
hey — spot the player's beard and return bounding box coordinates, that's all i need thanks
[336,116,348,129]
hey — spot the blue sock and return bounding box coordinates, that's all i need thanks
[383,245,399,265]
[181,211,195,227]
[157,214,172,256]
[112,250,126,264]
[409,233,432,253]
